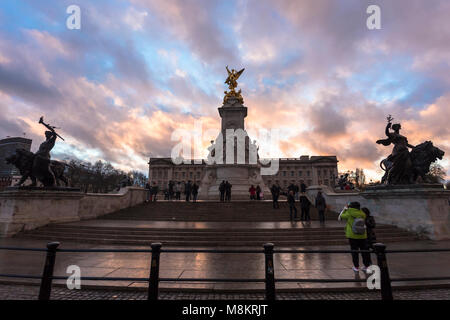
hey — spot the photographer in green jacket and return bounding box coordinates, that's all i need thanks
[338,202,372,272]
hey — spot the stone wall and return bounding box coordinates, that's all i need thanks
[0,187,147,237]
[306,184,450,240]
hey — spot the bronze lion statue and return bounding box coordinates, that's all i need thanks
[5,148,70,187]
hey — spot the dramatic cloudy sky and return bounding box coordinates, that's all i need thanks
[0,0,449,180]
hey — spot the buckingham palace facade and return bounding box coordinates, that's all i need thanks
[148,155,338,190]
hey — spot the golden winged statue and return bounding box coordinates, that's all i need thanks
[224,66,245,104]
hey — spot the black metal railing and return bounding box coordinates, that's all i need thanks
[1,242,450,301]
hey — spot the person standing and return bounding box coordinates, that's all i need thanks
[151,182,159,202]
[315,191,327,224]
[271,184,280,209]
[294,184,299,200]
[219,180,226,202]
[256,185,262,200]
[145,182,151,202]
[249,185,256,200]
[175,182,181,200]
[185,180,192,202]
[300,182,307,194]
[339,202,372,272]
[299,193,311,221]
[225,181,232,202]
[168,180,174,200]
[362,207,377,249]
[192,182,199,202]
[287,190,297,221]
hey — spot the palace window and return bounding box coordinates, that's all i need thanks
[299,171,302,176]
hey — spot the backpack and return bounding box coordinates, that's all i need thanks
[352,218,366,235]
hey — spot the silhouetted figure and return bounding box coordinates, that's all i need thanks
[192,183,199,202]
[175,182,181,200]
[362,207,377,249]
[300,182,307,193]
[185,180,192,202]
[151,182,159,202]
[225,181,232,202]
[287,190,297,221]
[219,180,226,202]
[271,184,280,209]
[249,185,256,200]
[299,194,311,221]
[145,182,151,202]
[256,185,261,200]
[315,191,327,223]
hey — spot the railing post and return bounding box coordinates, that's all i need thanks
[148,242,162,300]
[264,243,275,301]
[38,242,60,300]
[373,243,393,301]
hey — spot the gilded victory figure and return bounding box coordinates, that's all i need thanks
[224,66,245,104]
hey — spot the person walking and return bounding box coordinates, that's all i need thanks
[315,191,327,224]
[192,182,199,202]
[225,181,232,202]
[219,180,226,202]
[287,190,297,221]
[338,202,372,272]
[249,185,256,200]
[299,193,311,221]
[362,207,377,249]
[256,185,261,200]
[271,184,280,209]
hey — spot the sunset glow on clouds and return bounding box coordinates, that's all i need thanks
[0,0,449,181]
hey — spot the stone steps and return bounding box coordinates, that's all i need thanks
[20,225,415,246]
[19,234,416,247]
[15,201,418,247]
[103,201,338,222]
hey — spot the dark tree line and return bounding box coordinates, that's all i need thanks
[65,159,147,193]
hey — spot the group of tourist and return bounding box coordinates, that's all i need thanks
[219,180,232,202]
[145,180,199,202]
[284,189,326,223]
[339,201,377,273]
[248,185,263,200]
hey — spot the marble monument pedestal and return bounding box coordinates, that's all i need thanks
[199,164,270,200]
[361,184,450,240]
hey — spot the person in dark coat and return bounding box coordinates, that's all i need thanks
[225,181,232,202]
[315,191,327,223]
[219,180,226,202]
[192,183,199,202]
[270,184,280,209]
[256,185,262,200]
[300,182,307,193]
[287,190,297,221]
[299,193,311,221]
[145,182,151,202]
[185,180,192,202]
[151,182,159,202]
[362,207,377,248]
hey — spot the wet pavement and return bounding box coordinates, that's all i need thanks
[2,283,450,300]
[1,237,450,291]
[56,219,349,229]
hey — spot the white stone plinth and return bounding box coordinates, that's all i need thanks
[199,164,270,200]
